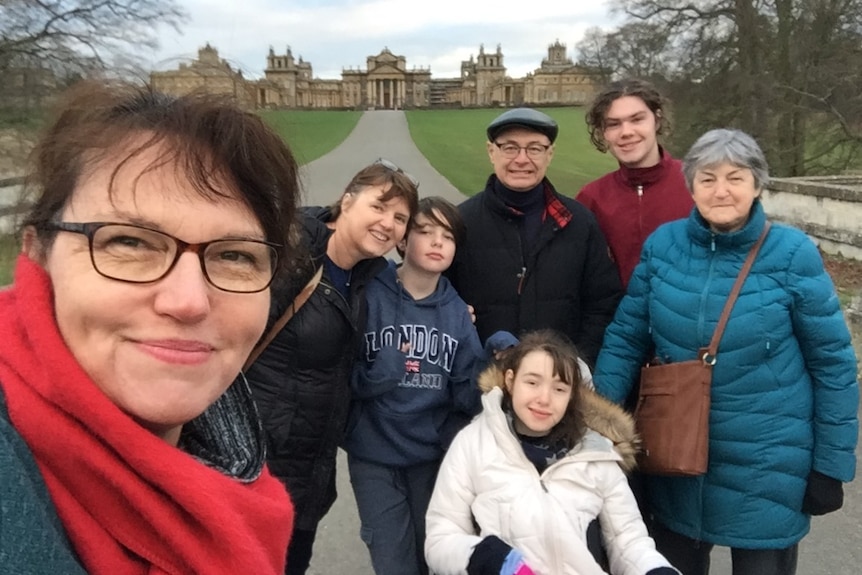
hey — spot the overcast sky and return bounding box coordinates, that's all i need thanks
[148,0,617,80]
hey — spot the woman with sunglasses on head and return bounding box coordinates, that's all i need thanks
[0,82,300,574]
[245,159,419,575]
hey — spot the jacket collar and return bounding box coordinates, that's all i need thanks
[482,174,573,229]
[686,199,767,250]
[614,146,675,188]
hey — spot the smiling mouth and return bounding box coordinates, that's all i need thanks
[369,230,390,242]
[136,340,214,365]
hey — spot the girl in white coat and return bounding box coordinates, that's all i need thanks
[425,330,678,575]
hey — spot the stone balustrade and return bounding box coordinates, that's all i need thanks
[761,175,862,261]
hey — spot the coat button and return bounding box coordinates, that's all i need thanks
[324,288,331,295]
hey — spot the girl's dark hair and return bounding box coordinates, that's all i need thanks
[585,78,670,153]
[396,196,465,258]
[497,329,587,446]
[329,163,419,221]
[21,81,301,277]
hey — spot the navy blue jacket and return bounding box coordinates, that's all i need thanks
[343,260,484,467]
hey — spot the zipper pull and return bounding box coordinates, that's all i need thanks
[637,184,643,197]
[516,266,527,294]
[711,236,716,252]
[540,479,548,493]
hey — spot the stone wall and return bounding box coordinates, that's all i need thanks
[761,176,862,261]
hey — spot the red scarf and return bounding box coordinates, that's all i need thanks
[0,256,293,575]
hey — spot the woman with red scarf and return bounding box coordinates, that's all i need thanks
[0,82,298,574]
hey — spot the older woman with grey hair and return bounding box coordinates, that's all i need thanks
[593,128,858,575]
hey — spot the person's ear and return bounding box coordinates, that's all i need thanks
[487,141,496,164]
[397,237,407,252]
[340,191,355,212]
[504,368,515,391]
[20,226,46,264]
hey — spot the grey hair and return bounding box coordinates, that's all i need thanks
[682,129,770,191]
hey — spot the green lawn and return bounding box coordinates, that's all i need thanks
[405,108,618,195]
[258,110,362,165]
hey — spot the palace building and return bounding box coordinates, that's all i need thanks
[150,40,601,110]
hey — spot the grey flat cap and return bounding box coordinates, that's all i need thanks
[487,108,558,143]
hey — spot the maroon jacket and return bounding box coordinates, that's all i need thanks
[577,148,693,288]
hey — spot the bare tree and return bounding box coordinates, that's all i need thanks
[577,23,672,82]
[0,0,186,177]
[604,0,862,176]
[1,0,186,70]
[0,0,187,110]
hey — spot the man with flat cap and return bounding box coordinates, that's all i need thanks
[447,107,622,367]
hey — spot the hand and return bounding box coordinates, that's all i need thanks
[802,470,844,515]
[467,304,476,324]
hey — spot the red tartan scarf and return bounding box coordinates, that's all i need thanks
[0,256,293,575]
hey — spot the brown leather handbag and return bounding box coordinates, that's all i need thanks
[635,222,771,476]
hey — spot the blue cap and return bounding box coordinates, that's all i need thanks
[487,108,558,143]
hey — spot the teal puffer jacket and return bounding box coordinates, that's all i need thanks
[594,201,858,549]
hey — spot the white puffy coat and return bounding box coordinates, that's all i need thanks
[425,380,675,575]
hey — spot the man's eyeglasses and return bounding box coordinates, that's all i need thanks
[42,221,280,293]
[374,158,420,188]
[493,142,552,159]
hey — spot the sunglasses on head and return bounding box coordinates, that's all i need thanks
[374,158,419,188]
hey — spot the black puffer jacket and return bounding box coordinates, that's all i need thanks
[246,207,385,531]
[447,176,622,367]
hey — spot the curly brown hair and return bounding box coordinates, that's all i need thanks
[585,78,670,153]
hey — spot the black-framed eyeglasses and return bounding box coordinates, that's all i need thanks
[493,142,552,159]
[374,158,420,188]
[42,221,280,293]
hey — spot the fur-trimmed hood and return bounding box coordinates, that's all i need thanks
[478,364,640,472]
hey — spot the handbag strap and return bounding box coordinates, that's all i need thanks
[702,221,772,363]
[242,265,323,371]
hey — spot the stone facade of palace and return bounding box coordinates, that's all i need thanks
[149,40,601,110]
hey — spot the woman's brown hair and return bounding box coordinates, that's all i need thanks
[21,81,301,276]
[329,162,419,221]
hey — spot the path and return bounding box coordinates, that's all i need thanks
[298,110,861,575]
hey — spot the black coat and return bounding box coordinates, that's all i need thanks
[245,207,385,531]
[447,176,622,367]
